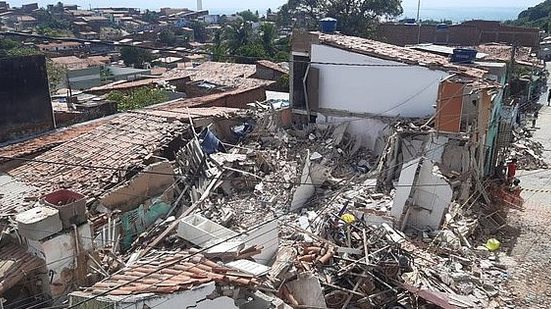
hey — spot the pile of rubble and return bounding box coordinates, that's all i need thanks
[510,129,548,170]
[193,118,379,230]
[166,111,519,308]
[25,107,517,309]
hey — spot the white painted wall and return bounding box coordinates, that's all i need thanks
[316,115,389,153]
[243,220,279,266]
[391,158,421,221]
[391,158,453,230]
[409,161,453,230]
[423,134,449,163]
[310,45,450,118]
[27,223,94,296]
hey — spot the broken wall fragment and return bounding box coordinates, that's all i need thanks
[391,158,453,231]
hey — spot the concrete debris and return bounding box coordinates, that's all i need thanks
[0,102,530,308]
[509,128,548,170]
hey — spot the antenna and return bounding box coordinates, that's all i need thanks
[197,0,203,11]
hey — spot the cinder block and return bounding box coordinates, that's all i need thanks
[16,206,62,241]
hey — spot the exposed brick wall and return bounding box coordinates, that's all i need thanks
[376,22,539,48]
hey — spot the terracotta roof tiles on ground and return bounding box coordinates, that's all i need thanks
[139,105,248,121]
[3,113,187,214]
[80,251,259,297]
[85,78,169,93]
[477,44,542,67]
[0,89,260,215]
[162,62,273,89]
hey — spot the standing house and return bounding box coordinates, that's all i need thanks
[290,31,487,152]
[434,73,503,177]
[407,42,539,176]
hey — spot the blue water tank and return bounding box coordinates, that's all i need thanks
[320,18,337,33]
[451,48,477,64]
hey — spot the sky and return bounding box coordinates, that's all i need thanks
[6,0,543,10]
[5,0,545,19]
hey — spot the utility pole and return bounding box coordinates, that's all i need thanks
[416,0,422,44]
[505,44,516,100]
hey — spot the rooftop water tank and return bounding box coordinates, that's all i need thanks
[451,48,477,64]
[320,18,337,33]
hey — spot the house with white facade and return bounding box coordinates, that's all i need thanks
[290,31,489,152]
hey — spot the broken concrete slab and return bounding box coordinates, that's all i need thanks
[99,161,175,213]
[226,259,271,276]
[16,206,62,241]
[391,158,453,231]
[285,272,328,308]
[177,214,241,247]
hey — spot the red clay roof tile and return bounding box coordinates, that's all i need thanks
[79,250,260,297]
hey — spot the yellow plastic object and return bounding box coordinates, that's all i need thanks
[485,238,501,252]
[341,213,356,224]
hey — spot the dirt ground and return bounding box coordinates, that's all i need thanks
[502,72,551,307]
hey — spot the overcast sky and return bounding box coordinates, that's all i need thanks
[6,0,544,10]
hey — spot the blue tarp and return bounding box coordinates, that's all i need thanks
[200,128,227,154]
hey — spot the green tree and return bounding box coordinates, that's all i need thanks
[159,29,177,45]
[224,20,254,53]
[276,4,292,28]
[120,46,154,68]
[37,26,73,37]
[237,10,260,22]
[260,22,278,56]
[419,19,453,25]
[107,87,169,111]
[235,43,268,63]
[46,60,67,92]
[210,29,228,61]
[142,9,160,23]
[189,21,208,42]
[512,0,551,29]
[280,0,403,37]
[34,8,72,31]
[0,39,66,92]
[0,39,41,57]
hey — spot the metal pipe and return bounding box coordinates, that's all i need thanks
[72,224,80,256]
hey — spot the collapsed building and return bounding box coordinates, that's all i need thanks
[0,30,538,309]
